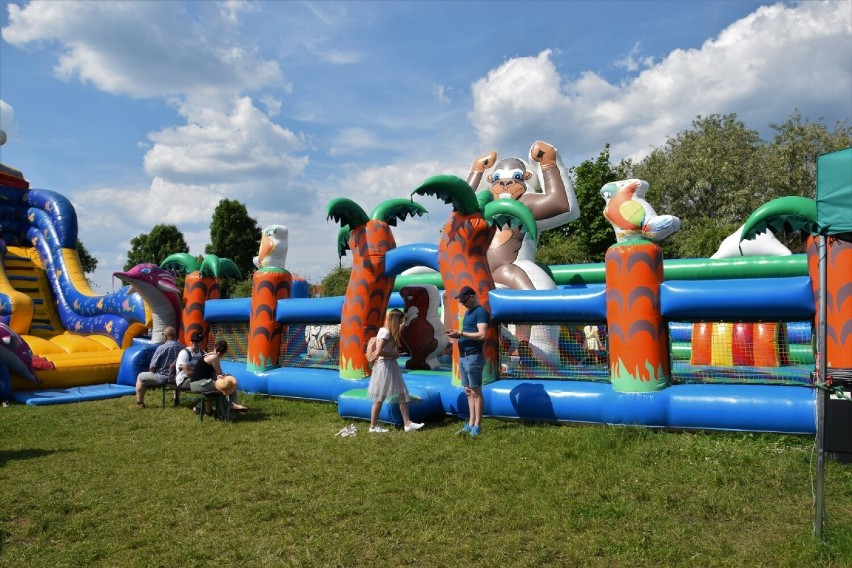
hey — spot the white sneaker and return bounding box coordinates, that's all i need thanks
[369,426,389,433]
[404,422,424,432]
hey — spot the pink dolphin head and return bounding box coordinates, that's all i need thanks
[113,263,182,342]
[113,264,180,295]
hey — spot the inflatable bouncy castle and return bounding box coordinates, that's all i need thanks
[3,128,849,442]
[163,144,851,435]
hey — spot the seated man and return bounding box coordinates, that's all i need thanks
[172,331,206,406]
[132,326,184,409]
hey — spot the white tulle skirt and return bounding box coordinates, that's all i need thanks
[367,357,410,403]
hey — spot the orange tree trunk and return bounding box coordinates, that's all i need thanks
[438,212,499,385]
[807,236,852,371]
[339,221,396,378]
[180,272,220,349]
[247,268,292,371]
[605,239,670,392]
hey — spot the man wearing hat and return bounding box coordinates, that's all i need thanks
[446,286,490,437]
[173,331,206,406]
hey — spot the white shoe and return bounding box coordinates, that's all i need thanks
[404,422,424,432]
[369,426,389,433]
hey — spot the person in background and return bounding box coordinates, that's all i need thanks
[446,286,490,437]
[132,326,183,409]
[583,324,606,365]
[367,309,424,433]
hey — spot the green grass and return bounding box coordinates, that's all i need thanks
[1,393,850,567]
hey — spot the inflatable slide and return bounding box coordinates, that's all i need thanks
[0,162,149,395]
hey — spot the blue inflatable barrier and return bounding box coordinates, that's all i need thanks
[661,277,814,320]
[13,384,136,406]
[337,387,443,425]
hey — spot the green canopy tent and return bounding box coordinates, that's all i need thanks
[816,147,852,240]
[814,147,851,537]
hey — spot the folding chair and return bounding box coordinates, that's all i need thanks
[196,392,232,422]
[160,381,194,409]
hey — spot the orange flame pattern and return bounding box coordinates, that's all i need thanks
[247,270,292,371]
[605,240,670,392]
[807,236,852,370]
[437,212,499,383]
[339,221,397,378]
[180,272,220,350]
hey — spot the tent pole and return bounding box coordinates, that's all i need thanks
[814,235,827,538]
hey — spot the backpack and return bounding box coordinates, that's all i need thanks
[365,336,380,363]
[168,348,192,384]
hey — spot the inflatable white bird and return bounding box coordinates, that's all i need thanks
[600,179,680,243]
[253,225,288,269]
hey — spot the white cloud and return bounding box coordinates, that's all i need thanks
[434,84,452,105]
[614,42,654,72]
[220,0,259,24]
[2,1,316,232]
[68,91,314,291]
[261,95,282,117]
[469,1,852,165]
[328,128,381,157]
[146,97,307,181]
[312,48,361,65]
[470,49,568,153]
[2,1,322,290]
[2,1,285,99]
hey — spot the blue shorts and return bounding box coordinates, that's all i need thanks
[459,352,484,389]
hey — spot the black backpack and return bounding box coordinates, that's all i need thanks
[167,348,192,384]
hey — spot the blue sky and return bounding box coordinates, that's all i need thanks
[1,0,850,292]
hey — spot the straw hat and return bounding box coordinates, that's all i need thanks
[215,375,237,396]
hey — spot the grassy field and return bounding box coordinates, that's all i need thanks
[1,393,850,567]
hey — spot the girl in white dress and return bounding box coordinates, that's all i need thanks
[367,310,424,433]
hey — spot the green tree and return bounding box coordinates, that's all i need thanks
[634,113,767,224]
[536,145,628,265]
[124,224,189,270]
[631,111,852,258]
[571,145,631,262]
[229,278,254,298]
[764,110,852,200]
[631,113,768,258]
[535,231,588,266]
[536,111,851,264]
[205,199,261,278]
[320,265,351,297]
[76,239,98,273]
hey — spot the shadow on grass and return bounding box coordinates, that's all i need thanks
[168,396,283,423]
[227,411,274,423]
[0,448,64,466]
[170,406,277,424]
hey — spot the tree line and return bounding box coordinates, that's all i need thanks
[539,110,851,264]
[120,198,261,297]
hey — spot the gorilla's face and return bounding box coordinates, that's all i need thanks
[488,158,530,201]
